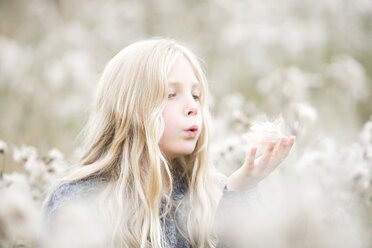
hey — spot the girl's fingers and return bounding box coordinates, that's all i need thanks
[257,141,276,170]
[244,147,257,170]
[268,137,287,168]
[269,136,295,170]
[272,137,287,158]
[278,136,295,161]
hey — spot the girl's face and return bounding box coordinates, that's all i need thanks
[160,56,203,161]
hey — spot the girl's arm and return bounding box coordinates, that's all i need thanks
[215,136,295,247]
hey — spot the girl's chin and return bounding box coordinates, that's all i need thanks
[164,148,196,160]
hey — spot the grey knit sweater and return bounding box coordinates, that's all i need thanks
[41,174,260,248]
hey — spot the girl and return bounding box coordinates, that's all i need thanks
[41,38,295,248]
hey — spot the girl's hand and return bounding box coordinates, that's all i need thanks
[226,136,295,191]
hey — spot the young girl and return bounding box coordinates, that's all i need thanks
[41,38,295,248]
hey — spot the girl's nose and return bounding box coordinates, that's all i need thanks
[186,106,198,116]
[185,98,198,116]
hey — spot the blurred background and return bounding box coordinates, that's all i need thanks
[1,0,372,247]
[1,0,371,162]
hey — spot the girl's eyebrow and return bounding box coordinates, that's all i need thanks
[168,81,200,89]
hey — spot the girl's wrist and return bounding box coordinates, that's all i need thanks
[224,183,258,192]
[226,177,258,191]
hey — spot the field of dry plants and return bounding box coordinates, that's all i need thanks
[1,0,372,247]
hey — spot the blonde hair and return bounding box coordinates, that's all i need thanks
[63,38,222,248]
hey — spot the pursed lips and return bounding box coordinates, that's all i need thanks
[184,125,198,137]
[185,125,198,132]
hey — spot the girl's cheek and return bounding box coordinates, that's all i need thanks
[162,107,177,126]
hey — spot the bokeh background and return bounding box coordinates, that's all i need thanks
[1,0,371,158]
[1,0,372,247]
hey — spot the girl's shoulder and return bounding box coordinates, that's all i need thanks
[42,177,107,225]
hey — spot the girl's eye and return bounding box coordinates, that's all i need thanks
[193,95,200,100]
[168,93,176,98]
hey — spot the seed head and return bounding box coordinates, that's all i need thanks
[0,140,7,154]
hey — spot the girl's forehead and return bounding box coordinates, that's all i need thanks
[168,81,200,89]
[168,56,198,79]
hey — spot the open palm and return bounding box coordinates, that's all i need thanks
[226,136,296,191]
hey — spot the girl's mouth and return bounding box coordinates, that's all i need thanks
[185,125,198,137]
[185,130,197,136]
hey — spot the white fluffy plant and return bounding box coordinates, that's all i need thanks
[243,115,292,158]
[360,117,372,160]
[210,115,293,176]
[0,143,69,247]
[237,129,371,247]
[12,145,68,203]
[0,140,7,178]
[286,102,318,139]
[0,173,40,248]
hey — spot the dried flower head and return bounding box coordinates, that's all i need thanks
[48,148,64,161]
[12,145,37,164]
[360,117,372,160]
[0,140,7,154]
[0,189,39,247]
[243,115,291,156]
[1,172,30,193]
[287,102,318,137]
[42,148,65,165]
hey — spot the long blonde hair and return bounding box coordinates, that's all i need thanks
[63,38,222,248]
